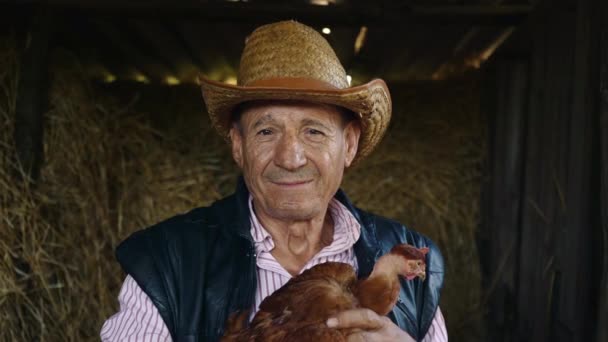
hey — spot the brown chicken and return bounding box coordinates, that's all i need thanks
[221,243,428,342]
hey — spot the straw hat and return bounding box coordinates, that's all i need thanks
[199,20,392,164]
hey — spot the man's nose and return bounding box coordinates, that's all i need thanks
[274,132,307,170]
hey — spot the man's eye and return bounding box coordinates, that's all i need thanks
[257,129,273,136]
[307,129,324,135]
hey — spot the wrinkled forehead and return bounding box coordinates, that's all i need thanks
[232,100,354,128]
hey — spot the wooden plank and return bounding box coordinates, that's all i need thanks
[516,6,560,340]
[553,0,597,340]
[13,7,53,182]
[597,0,608,340]
[516,0,599,341]
[480,58,529,342]
[516,2,581,341]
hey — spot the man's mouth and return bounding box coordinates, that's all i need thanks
[272,180,313,186]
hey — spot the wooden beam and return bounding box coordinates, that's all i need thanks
[431,26,516,80]
[91,19,173,83]
[62,17,147,82]
[9,1,531,26]
[403,25,472,80]
[176,21,225,78]
[13,7,53,182]
[409,5,532,16]
[130,20,201,83]
[175,21,251,82]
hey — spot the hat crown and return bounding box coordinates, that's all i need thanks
[238,21,349,89]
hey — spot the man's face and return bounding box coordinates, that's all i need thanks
[230,101,360,222]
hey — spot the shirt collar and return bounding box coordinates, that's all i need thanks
[248,195,361,253]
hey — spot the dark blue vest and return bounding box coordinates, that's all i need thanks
[116,179,444,341]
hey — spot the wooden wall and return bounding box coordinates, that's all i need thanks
[480,0,605,341]
[598,0,608,339]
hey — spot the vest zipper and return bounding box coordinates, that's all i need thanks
[245,243,257,307]
[238,241,257,315]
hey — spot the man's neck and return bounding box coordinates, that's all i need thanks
[253,205,334,276]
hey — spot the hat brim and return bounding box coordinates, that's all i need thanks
[199,77,392,165]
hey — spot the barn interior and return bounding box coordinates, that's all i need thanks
[0,1,606,341]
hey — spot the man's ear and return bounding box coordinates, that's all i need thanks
[344,121,361,168]
[229,126,244,168]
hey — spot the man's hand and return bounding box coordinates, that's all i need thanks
[326,308,415,342]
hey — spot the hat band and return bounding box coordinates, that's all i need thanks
[244,77,342,90]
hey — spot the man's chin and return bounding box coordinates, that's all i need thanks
[269,203,319,221]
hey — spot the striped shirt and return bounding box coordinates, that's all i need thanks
[101,197,448,341]
[249,196,361,315]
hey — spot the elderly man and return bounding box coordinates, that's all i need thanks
[101,21,446,341]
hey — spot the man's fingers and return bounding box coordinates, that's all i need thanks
[345,332,368,342]
[326,309,385,330]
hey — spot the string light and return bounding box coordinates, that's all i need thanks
[165,75,180,85]
[103,73,116,83]
[346,75,352,86]
[134,73,149,84]
[322,27,331,35]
